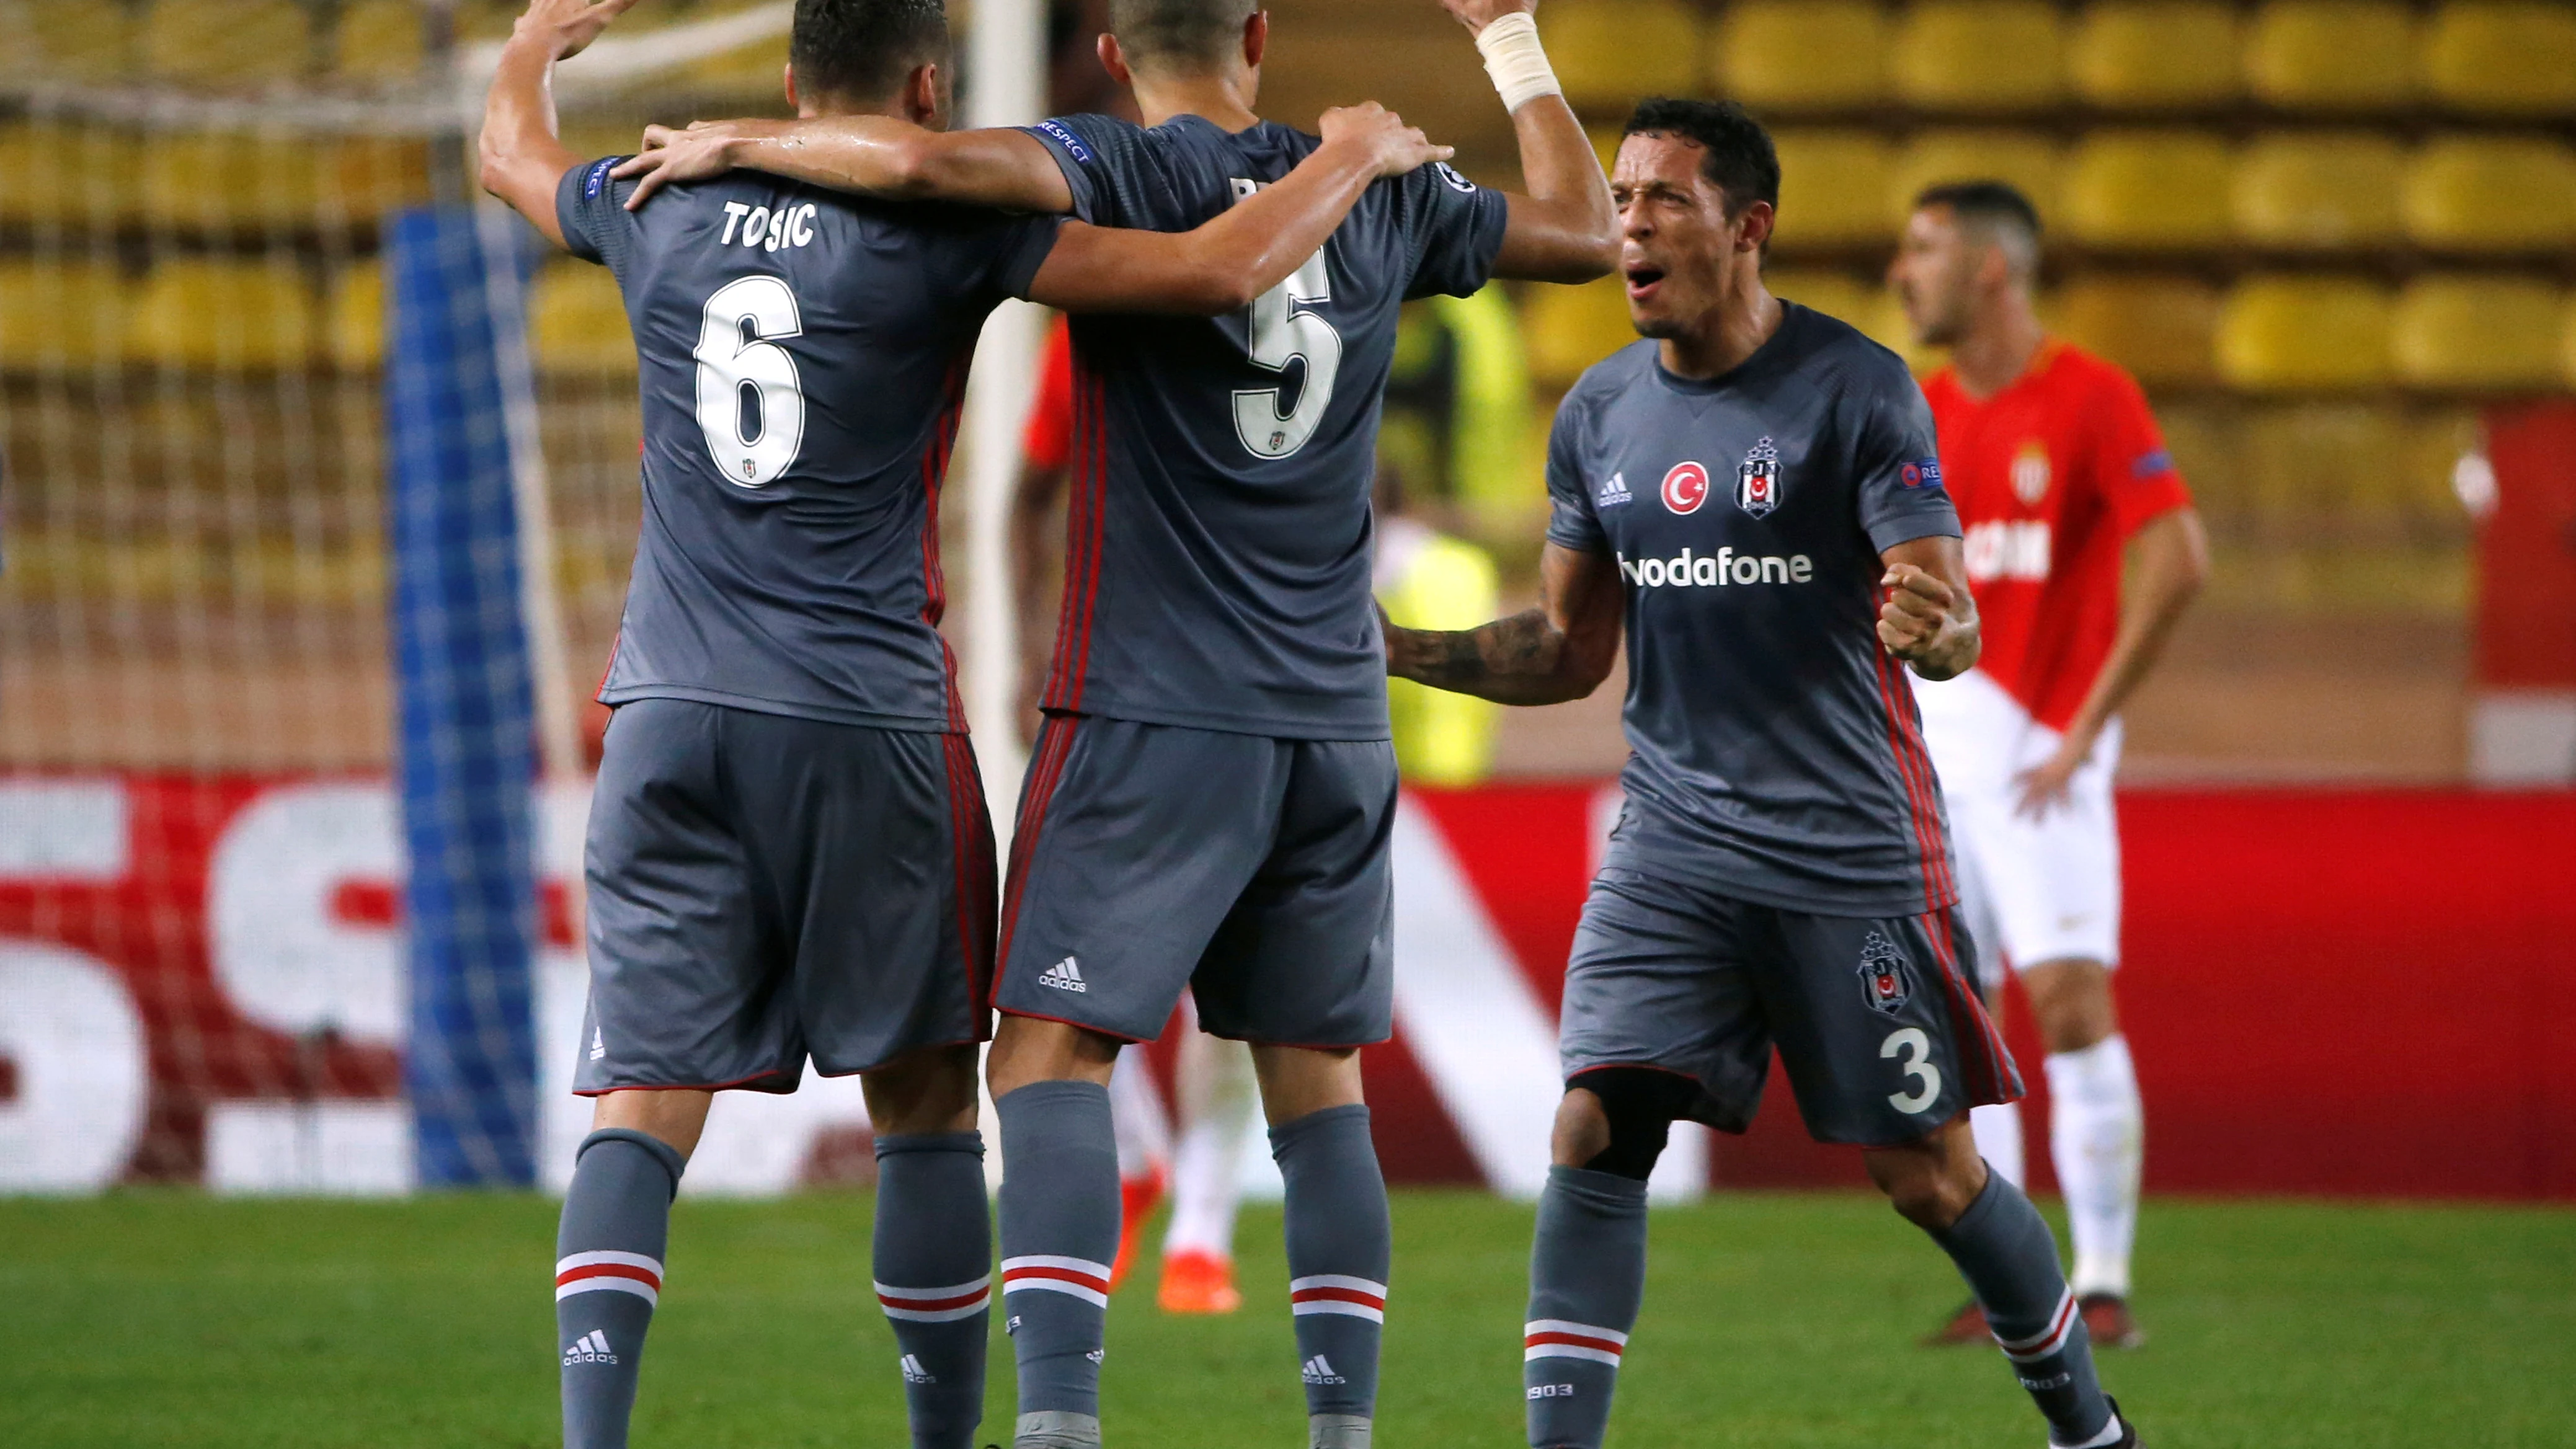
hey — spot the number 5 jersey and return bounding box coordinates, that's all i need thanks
[555,154,1064,733]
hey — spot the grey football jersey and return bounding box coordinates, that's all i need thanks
[556,156,1062,731]
[1019,114,1509,739]
[1547,304,1965,915]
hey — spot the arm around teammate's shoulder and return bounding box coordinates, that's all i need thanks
[613,117,1077,215]
[1027,105,1451,316]
[1385,542,1622,705]
[479,0,644,249]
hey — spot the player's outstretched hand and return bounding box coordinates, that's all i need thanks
[1318,103,1454,179]
[1439,0,1540,37]
[1876,562,1962,664]
[613,120,764,210]
[510,0,641,62]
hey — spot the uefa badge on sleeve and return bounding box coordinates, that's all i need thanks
[1857,931,1912,1017]
[1736,436,1782,518]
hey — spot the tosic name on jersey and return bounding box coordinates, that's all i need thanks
[1617,545,1816,590]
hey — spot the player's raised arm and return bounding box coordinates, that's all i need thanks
[1385,541,1623,705]
[479,0,642,249]
[613,113,1075,213]
[1026,105,1452,316]
[1877,536,1982,682]
[1442,0,1618,283]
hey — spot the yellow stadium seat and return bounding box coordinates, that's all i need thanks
[2423,2,2576,115]
[1891,1,2064,113]
[1526,276,1636,389]
[0,263,128,372]
[0,124,147,228]
[2053,275,2221,386]
[2245,1,2417,110]
[2231,133,2405,249]
[16,0,136,81]
[2241,402,2404,527]
[2391,277,2567,390]
[335,0,425,84]
[1547,1,1704,110]
[1765,269,1877,329]
[1862,292,1944,373]
[1712,0,1887,110]
[2403,138,2576,252]
[326,264,384,372]
[123,262,319,371]
[2215,277,2392,389]
[144,0,314,87]
[685,0,795,94]
[2059,131,2233,249]
[316,137,437,224]
[1770,131,1894,246]
[137,132,324,229]
[1888,132,2063,226]
[2067,2,2241,109]
[453,0,524,42]
[530,263,637,376]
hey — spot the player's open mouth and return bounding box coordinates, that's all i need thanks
[1624,266,1665,302]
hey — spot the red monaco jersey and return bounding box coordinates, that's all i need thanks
[1921,341,2192,732]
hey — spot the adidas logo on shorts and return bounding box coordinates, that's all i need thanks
[1039,957,1088,993]
[1302,1355,1347,1385]
[562,1329,618,1367]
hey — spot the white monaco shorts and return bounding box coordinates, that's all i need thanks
[1911,668,2123,980]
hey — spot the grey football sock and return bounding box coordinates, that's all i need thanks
[1271,1104,1390,1445]
[1930,1170,2119,1448]
[873,1132,993,1449]
[556,1127,685,1449]
[1522,1166,1649,1449]
[996,1080,1119,1447]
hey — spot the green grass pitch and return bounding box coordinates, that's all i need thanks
[4,1189,2571,1447]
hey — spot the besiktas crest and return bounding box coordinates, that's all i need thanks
[1737,436,1783,518]
[1857,931,1912,1017]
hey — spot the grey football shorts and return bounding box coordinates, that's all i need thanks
[994,713,1395,1047]
[1558,865,2022,1146]
[574,698,995,1095]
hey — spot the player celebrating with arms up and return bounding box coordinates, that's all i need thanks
[612,3,1614,1445]
[1385,102,2141,1449]
[479,2,1449,1446]
[1891,182,2208,1350]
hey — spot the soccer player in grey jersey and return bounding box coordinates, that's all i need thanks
[1385,100,2143,1449]
[479,2,1449,1447]
[611,3,1614,1445]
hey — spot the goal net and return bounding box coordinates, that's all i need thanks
[0,0,985,1197]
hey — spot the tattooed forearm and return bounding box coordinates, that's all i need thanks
[1388,609,1587,704]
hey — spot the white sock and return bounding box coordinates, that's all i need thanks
[1971,1101,2026,1189]
[2044,1035,2143,1298]
[1161,1037,1258,1258]
[1107,1045,1171,1184]
[2054,1405,2128,1448]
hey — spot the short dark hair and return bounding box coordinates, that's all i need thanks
[1109,0,1258,69]
[1621,97,1780,216]
[1912,179,2043,275]
[790,0,951,103]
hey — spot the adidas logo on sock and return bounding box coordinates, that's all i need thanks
[1039,957,1088,993]
[562,1329,618,1367]
[899,1354,936,1385]
[1301,1355,1346,1386]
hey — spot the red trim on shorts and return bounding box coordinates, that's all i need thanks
[574,1070,796,1097]
[1920,908,2020,1105]
[919,352,973,731]
[1044,355,1109,711]
[939,732,998,1023]
[993,1003,1154,1044]
[993,714,1080,996]
[1873,644,1960,912]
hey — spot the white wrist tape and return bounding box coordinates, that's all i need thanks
[1475,12,1561,114]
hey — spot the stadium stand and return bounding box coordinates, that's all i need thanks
[529,261,641,378]
[2230,132,2408,249]
[2422,1,2576,116]
[326,263,386,373]
[143,0,316,87]
[122,261,319,371]
[2391,276,2569,391]
[2053,276,2223,388]
[11,0,137,81]
[1889,130,2063,223]
[2059,130,2234,250]
[1768,130,1893,245]
[1709,0,1887,111]
[1524,275,1632,389]
[2403,138,2576,252]
[0,261,126,372]
[2243,0,2417,111]
[2065,0,2241,109]
[1890,0,2064,112]
[1547,0,1703,109]
[2214,277,2395,390]
[334,0,429,84]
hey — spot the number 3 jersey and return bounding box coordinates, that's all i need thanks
[1019,113,1508,739]
[555,156,1062,731]
[1547,306,1965,916]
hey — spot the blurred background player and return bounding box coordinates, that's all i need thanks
[1387,99,2139,1449]
[1890,182,2210,1351]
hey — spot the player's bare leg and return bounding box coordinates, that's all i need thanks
[2020,957,2147,1348]
[557,1089,709,1449]
[987,1015,1124,1449]
[1868,1116,2136,1448]
[862,1044,997,1449]
[1250,1044,1385,1449]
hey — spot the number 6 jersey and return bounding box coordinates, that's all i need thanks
[556,156,1063,732]
[1018,114,1507,740]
